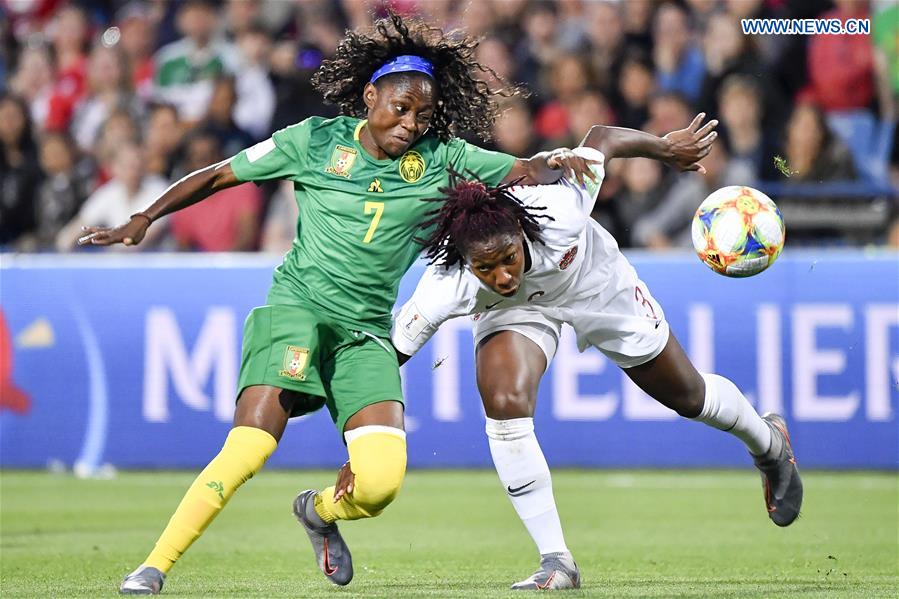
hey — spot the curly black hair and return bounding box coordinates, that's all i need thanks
[417,169,553,268]
[311,12,525,142]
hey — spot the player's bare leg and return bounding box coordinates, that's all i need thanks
[624,333,802,526]
[294,400,406,586]
[477,331,580,590]
[120,386,292,594]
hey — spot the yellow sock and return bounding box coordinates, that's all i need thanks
[143,426,277,573]
[316,426,406,522]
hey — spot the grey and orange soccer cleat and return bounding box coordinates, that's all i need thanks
[753,413,803,527]
[511,552,581,590]
[119,565,165,595]
[293,490,354,585]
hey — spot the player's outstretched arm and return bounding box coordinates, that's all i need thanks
[504,150,601,187]
[77,161,240,247]
[581,112,718,174]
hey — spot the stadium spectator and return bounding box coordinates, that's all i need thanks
[92,109,141,185]
[632,141,756,249]
[55,142,167,251]
[564,91,616,149]
[616,51,655,129]
[583,1,627,97]
[44,5,89,132]
[513,1,562,93]
[652,2,705,102]
[475,36,516,95]
[8,45,54,129]
[782,102,857,183]
[71,44,143,152]
[169,130,262,252]
[534,53,595,142]
[717,75,774,179]
[201,77,255,158]
[0,94,41,247]
[224,0,263,39]
[230,25,276,140]
[605,156,666,247]
[22,132,93,251]
[143,103,183,179]
[492,98,541,157]
[153,0,238,123]
[621,0,654,51]
[115,1,158,101]
[644,91,693,137]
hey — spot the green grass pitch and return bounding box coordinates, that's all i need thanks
[1,469,896,597]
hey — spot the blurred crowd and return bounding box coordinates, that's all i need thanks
[1,0,897,253]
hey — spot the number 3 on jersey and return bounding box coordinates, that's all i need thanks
[363,201,384,243]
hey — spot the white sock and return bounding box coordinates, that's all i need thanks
[694,373,774,456]
[485,417,568,556]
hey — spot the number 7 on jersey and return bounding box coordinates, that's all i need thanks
[363,201,384,243]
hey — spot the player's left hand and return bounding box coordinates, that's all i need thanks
[663,112,718,174]
[546,148,600,187]
[332,461,355,502]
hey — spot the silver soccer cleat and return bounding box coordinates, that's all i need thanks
[511,551,581,590]
[293,489,354,585]
[753,412,803,527]
[119,565,165,595]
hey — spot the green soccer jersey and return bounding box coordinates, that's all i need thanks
[230,115,516,336]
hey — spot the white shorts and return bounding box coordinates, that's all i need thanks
[473,255,670,370]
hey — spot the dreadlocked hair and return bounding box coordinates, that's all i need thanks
[311,12,525,142]
[417,169,554,268]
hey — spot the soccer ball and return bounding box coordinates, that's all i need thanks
[691,185,785,278]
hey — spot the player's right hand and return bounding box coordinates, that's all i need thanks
[332,461,355,502]
[78,214,151,247]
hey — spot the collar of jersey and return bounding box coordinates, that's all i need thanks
[352,119,397,166]
[352,118,427,166]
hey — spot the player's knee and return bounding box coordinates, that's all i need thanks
[345,427,407,516]
[482,389,533,419]
[352,458,406,515]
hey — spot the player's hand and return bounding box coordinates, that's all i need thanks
[332,461,355,502]
[663,113,718,174]
[77,214,151,247]
[546,148,600,187]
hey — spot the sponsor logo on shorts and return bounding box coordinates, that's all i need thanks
[325,145,357,178]
[280,345,309,380]
[559,245,578,270]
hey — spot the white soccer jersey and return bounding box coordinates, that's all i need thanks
[393,146,637,357]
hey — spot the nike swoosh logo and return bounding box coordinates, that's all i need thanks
[323,538,338,575]
[654,320,661,329]
[486,300,503,310]
[507,480,536,496]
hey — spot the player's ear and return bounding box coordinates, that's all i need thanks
[363,82,378,111]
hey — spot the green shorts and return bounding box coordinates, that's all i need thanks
[237,304,403,434]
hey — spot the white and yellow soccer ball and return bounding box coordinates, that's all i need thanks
[691,185,785,277]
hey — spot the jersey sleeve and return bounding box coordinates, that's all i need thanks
[451,140,517,186]
[391,264,473,357]
[229,119,312,183]
[570,146,606,214]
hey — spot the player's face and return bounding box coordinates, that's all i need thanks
[464,233,525,297]
[362,75,436,158]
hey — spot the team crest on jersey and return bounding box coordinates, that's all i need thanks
[399,150,425,183]
[559,245,579,270]
[471,313,482,322]
[279,345,309,380]
[326,145,357,178]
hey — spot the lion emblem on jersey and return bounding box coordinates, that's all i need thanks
[559,245,579,270]
[326,145,357,178]
[399,150,425,183]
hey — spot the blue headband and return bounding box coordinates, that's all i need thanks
[370,55,434,83]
